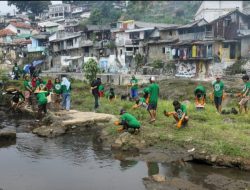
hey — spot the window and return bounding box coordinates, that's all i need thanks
[223,43,229,48]
[120,49,123,55]
[129,32,140,39]
[17,29,20,33]
[224,18,231,27]
[126,47,133,51]
[59,13,63,16]
[162,47,165,54]
[66,39,73,47]
[84,47,89,53]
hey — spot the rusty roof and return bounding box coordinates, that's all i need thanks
[0,29,16,37]
[10,22,32,29]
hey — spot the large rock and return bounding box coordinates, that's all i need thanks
[32,110,117,137]
[0,130,16,141]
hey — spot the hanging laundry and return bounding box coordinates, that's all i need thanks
[192,45,197,57]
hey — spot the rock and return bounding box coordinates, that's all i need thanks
[0,130,16,140]
[32,125,66,137]
[211,155,217,162]
[152,174,166,182]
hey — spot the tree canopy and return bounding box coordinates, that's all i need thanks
[8,1,51,15]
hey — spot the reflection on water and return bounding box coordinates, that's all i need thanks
[0,114,250,190]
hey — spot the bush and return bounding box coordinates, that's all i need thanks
[82,58,101,84]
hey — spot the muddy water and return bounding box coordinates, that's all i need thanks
[0,114,250,190]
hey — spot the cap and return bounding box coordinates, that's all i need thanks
[150,76,155,81]
[120,109,126,115]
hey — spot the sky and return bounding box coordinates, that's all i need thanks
[0,1,62,15]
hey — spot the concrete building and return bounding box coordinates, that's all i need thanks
[48,3,71,19]
[195,1,243,22]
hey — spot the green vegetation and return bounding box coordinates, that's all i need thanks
[82,58,100,84]
[70,79,250,159]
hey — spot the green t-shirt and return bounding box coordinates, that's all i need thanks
[54,82,62,94]
[143,87,150,94]
[176,104,187,119]
[61,84,71,93]
[130,78,138,90]
[36,80,46,88]
[139,97,146,103]
[36,91,49,105]
[98,84,104,92]
[13,66,20,74]
[148,83,159,105]
[194,85,206,94]
[213,81,224,97]
[242,81,250,96]
[23,80,32,91]
[120,113,140,128]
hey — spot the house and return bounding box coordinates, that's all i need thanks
[195,1,243,22]
[48,3,71,19]
[49,30,85,71]
[209,9,250,62]
[6,21,32,35]
[38,21,61,34]
[27,33,50,54]
[0,29,16,44]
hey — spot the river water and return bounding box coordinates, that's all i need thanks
[0,112,249,190]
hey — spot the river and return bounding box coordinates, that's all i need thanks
[0,111,249,190]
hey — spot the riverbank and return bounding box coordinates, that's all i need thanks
[1,77,250,171]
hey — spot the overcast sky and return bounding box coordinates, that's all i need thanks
[0,1,62,15]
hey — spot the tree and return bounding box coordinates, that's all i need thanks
[83,59,100,84]
[8,1,51,15]
[134,53,144,74]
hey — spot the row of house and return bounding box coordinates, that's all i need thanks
[0,1,250,79]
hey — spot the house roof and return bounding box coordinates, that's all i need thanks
[209,9,248,24]
[0,29,16,37]
[178,19,208,29]
[125,27,155,33]
[10,22,32,29]
[134,21,179,30]
[38,21,60,28]
[32,34,50,40]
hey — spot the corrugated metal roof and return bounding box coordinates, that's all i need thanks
[134,21,179,29]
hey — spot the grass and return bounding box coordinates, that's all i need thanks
[3,77,250,159]
[71,79,250,159]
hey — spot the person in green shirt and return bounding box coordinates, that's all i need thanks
[53,78,62,111]
[115,109,141,133]
[132,97,148,109]
[194,84,206,108]
[129,75,139,100]
[98,84,104,97]
[105,87,115,102]
[36,77,46,88]
[164,100,189,128]
[147,76,159,123]
[239,75,250,114]
[12,62,21,80]
[34,85,49,120]
[61,77,71,111]
[23,75,33,107]
[212,75,224,113]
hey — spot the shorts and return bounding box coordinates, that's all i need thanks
[239,97,249,106]
[214,96,222,107]
[147,103,157,110]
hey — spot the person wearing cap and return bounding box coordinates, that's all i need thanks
[34,85,49,120]
[238,74,250,114]
[12,62,21,80]
[114,109,141,132]
[212,75,224,113]
[129,75,139,100]
[147,76,159,123]
[91,77,101,111]
[9,89,25,111]
[164,100,188,128]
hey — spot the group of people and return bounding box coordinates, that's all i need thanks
[8,74,72,120]
[7,65,250,132]
[102,74,250,133]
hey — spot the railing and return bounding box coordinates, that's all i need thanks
[179,31,214,41]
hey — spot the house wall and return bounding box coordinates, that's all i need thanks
[195,1,243,22]
[148,44,170,63]
[6,25,30,34]
[241,37,250,57]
